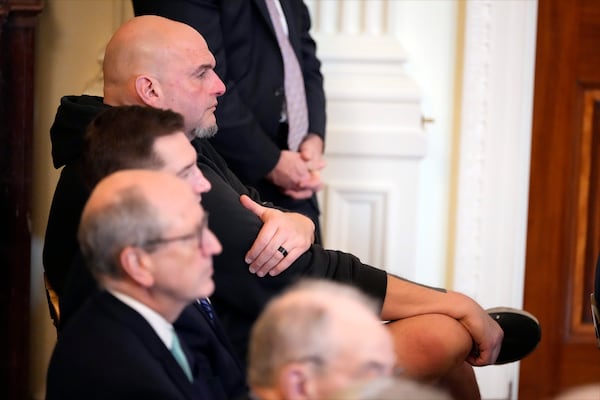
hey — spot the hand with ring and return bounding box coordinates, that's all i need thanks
[240,194,315,277]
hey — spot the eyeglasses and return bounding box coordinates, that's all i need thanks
[142,212,209,252]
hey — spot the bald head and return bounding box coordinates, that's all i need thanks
[103,15,202,101]
[103,15,204,104]
[104,16,194,98]
[102,15,224,138]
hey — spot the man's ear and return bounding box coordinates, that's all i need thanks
[119,246,154,287]
[278,363,314,400]
[135,75,162,107]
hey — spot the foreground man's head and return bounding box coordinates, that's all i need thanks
[247,279,396,400]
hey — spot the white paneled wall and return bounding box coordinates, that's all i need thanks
[306,0,427,280]
[453,2,537,399]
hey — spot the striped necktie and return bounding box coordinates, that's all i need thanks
[265,0,309,151]
[198,298,215,325]
[170,331,193,382]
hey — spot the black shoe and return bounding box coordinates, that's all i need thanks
[486,307,541,365]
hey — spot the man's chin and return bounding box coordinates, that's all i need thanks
[192,124,218,139]
[198,280,215,299]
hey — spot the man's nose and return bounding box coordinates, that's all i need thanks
[196,174,211,194]
[211,71,226,96]
[204,229,222,256]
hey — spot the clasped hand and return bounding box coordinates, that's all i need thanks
[267,134,326,199]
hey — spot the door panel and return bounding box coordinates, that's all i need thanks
[519,0,600,398]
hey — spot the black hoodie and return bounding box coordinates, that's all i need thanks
[43,95,387,368]
[44,95,109,298]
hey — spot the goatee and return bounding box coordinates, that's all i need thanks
[192,124,218,139]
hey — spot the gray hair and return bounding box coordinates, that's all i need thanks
[77,186,165,280]
[247,279,379,387]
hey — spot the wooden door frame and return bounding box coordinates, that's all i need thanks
[519,0,600,398]
[0,1,43,399]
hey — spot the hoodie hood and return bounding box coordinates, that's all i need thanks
[50,95,110,169]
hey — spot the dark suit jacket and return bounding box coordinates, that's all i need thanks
[46,291,226,399]
[176,300,248,399]
[132,0,325,224]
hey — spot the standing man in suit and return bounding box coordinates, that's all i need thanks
[132,0,327,243]
[46,169,224,399]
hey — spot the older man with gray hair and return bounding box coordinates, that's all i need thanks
[248,279,396,400]
[46,170,222,399]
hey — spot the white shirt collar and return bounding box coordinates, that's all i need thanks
[108,289,175,349]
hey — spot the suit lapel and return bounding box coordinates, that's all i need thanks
[178,301,246,373]
[254,0,275,36]
[193,301,240,361]
[99,292,195,399]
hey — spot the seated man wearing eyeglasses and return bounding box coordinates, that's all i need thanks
[46,170,224,399]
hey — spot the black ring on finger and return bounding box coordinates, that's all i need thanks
[277,246,288,258]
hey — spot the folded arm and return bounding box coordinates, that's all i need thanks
[381,274,503,366]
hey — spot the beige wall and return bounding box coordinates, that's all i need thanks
[33,1,132,235]
[30,1,132,398]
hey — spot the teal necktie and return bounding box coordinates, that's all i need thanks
[170,331,193,382]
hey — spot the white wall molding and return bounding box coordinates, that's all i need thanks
[312,3,426,279]
[323,182,392,268]
[325,129,426,158]
[453,1,493,298]
[453,1,538,398]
